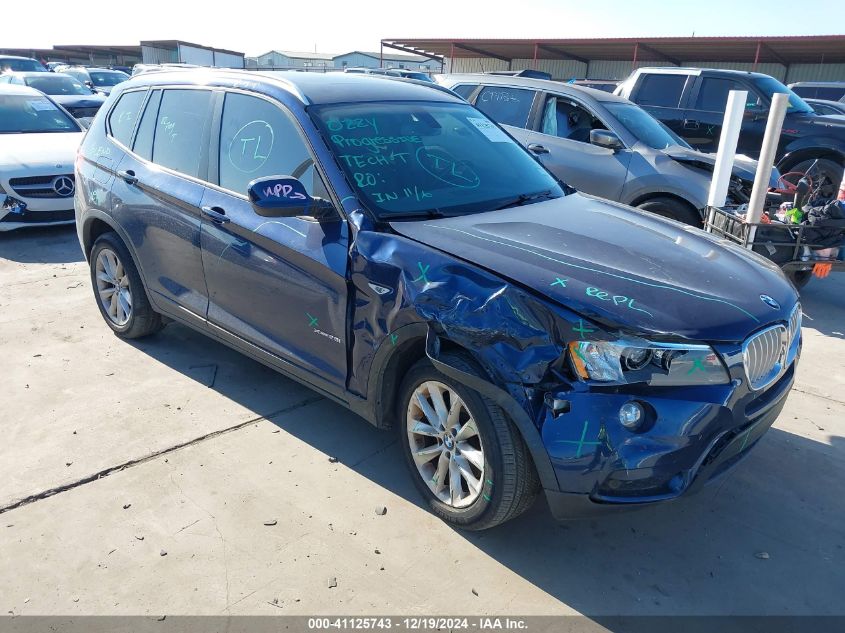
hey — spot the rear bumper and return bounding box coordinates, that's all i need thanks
[543,362,794,520]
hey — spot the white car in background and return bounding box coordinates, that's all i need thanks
[0,84,84,232]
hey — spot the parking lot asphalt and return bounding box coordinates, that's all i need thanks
[1,226,844,617]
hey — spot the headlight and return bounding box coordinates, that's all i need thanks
[568,338,729,386]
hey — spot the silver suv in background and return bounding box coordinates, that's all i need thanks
[436,73,772,225]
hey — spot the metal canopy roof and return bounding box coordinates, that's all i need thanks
[381,35,845,65]
[0,44,142,63]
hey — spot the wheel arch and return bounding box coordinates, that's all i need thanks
[80,211,153,296]
[629,192,703,225]
[364,324,559,492]
[777,147,844,172]
[629,191,700,213]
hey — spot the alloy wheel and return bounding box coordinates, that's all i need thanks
[95,248,132,326]
[406,380,485,508]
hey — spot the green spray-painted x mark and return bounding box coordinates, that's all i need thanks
[551,277,567,288]
[390,333,399,346]
[687,358,706,375]
[306,312,318,327]
[412,262,430,284]
[557,421,604,458]
[573,319,595,337]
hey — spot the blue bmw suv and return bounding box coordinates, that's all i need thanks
[75,70,801,529]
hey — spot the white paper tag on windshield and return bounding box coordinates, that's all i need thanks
[28,99,55,111]
[468,117,509,142]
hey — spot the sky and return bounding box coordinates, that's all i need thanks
[4,0,845,58]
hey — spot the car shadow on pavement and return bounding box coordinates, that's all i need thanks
[456,428,845,618]
[134,322,844,619]
[800,273,845,340]
[0,225,84,264]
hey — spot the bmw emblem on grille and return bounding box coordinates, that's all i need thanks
[52,176,75,197]
[759,295,780,310]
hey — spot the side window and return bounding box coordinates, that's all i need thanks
[217,92,327,198]
[817,86,845,101]
[695,78,751,112]
[107,89,146,147]
[150,89,213,179]
[132,90,162,160]
[635,74,687,108]
[540,96,608,142]
[790,85,813,98]
[451,84,477,100]
[474,86,535,128]
[811,103,835,115]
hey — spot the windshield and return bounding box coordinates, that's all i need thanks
[24,75,90,96]
[312,101,563,218]
[603,102,692,150]
[0,58,45,72]
[751,76,814,114]
[0,95,80,133]
[89,71,129,87]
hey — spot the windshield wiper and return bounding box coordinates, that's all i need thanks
[383,209,448,222]
[492,189,557,211]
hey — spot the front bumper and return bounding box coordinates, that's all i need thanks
[540,342,797,519]
[0,206,76,231]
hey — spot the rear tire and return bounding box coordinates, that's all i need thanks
[397,352,539,530]
[637,196,702,226]
[89,232,163,339]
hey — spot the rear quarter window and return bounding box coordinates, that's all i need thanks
[108,90,147,147]
[450,84,478,100]
[634,74,688,108]
[474,86,535,128]
[148,89,213,179]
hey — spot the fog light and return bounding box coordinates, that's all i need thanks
[619,401,644,429]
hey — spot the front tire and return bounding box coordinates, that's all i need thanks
[90,232,163,339]
[398,353,539,530]
[790,158,843,200]
[637,196,702,226]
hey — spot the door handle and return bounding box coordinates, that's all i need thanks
[527,143,550,155]
[117,169,138,185]
[683,119,700,130]
[201,206,230,224]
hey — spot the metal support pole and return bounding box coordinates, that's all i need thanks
[746,93,789,247]
[632,42,638,70]
[532,43,538,70]
[707,90,747,209]
[753,41,761,71]
[449,42,454,73]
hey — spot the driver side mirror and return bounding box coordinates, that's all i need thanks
[589,129,623,151]
[248,176,337,221]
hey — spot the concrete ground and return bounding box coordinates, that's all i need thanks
[1,226,843,618]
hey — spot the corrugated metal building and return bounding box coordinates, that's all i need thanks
[0,41,244,68]
[381,36,845,83]
[140,41,244,68]
[250,50,337,70]
[333,51,441,71]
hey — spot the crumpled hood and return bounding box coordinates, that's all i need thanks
[391,193,798,342]
[0,132,83,171]
[665,146,772,183]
